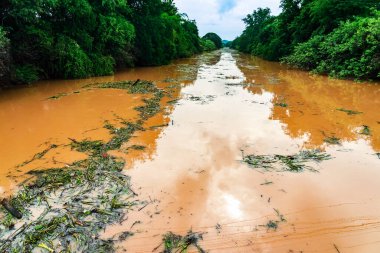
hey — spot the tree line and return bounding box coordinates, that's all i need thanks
[231,0,380,80]
[0,0,222,87]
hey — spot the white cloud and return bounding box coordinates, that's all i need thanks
[174,0,281,40]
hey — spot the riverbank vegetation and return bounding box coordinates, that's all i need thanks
[231,0,380,80]
[0,0,220,87]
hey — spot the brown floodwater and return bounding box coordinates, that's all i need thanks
[1,49,380,252]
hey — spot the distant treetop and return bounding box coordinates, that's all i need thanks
[202,33,223,49]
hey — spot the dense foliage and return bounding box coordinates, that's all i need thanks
[200,39,217,51]
[283,11,380,79]
[0,0,220,86]
[232,0,380,80]
[202,33,223,49]
[0,27,10,86]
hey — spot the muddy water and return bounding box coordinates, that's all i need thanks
[2,49,380,252]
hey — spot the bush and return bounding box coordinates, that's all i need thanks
[90,54,115,76]
[52,36,93,79]
[12,64,40,84]
[282,35,324,70]
[284,11,380,80]
[201,39,217,51]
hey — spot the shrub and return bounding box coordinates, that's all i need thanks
[201,39,217,51]
[283,11,380,80]
[52,36,93,79]
[12,64,40,84]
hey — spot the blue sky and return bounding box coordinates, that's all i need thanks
[174,0,281,40]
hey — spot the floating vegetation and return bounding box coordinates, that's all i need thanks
[186,94,216,104]
[324,136,341,145]
[155,230,206,253]
[1,80,166,252]
[70,138,105,155]
[135,93,164,119]
[265,220,278,231]
[128,145,146,151]
[47,92,68,100]
[261,209,286,231]
[215,223,222,234]
[167,99,180,104]
[243,149,332,173]
[0,156,140,252]
[359,125,371,136]
[225,82,252,87]
[267,76,280,84]
[225,75,240,79]
[96,79,159,94]
[336,108,363,115]
[260,180,273,186]
[15,144,58,168]
[162,78,178,83]
[275,102,288,108]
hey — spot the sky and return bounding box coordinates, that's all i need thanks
[174,0,281,41]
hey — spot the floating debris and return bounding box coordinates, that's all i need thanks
[324,136,341,145]
[359,125,371,136]
[215,223,222,234]
[336,108,363,115]
[225,82,253,87]
[1,80,166,252]
[275,102,288,108]
[0,156,140,252]
[1,199,22,219]
[261,209,286,231]
[155,230,206,253]
[15,144,58,168]
[260,180,273,186]
[186,94,216,104]
[243,149,332,173]
[128,145,146,151]
[265,220,278,231]
[47,93,68,100]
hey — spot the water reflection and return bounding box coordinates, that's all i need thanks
[236,54,380,151]
[0,51,219,195]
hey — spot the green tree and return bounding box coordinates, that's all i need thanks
[202,33,223,49]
